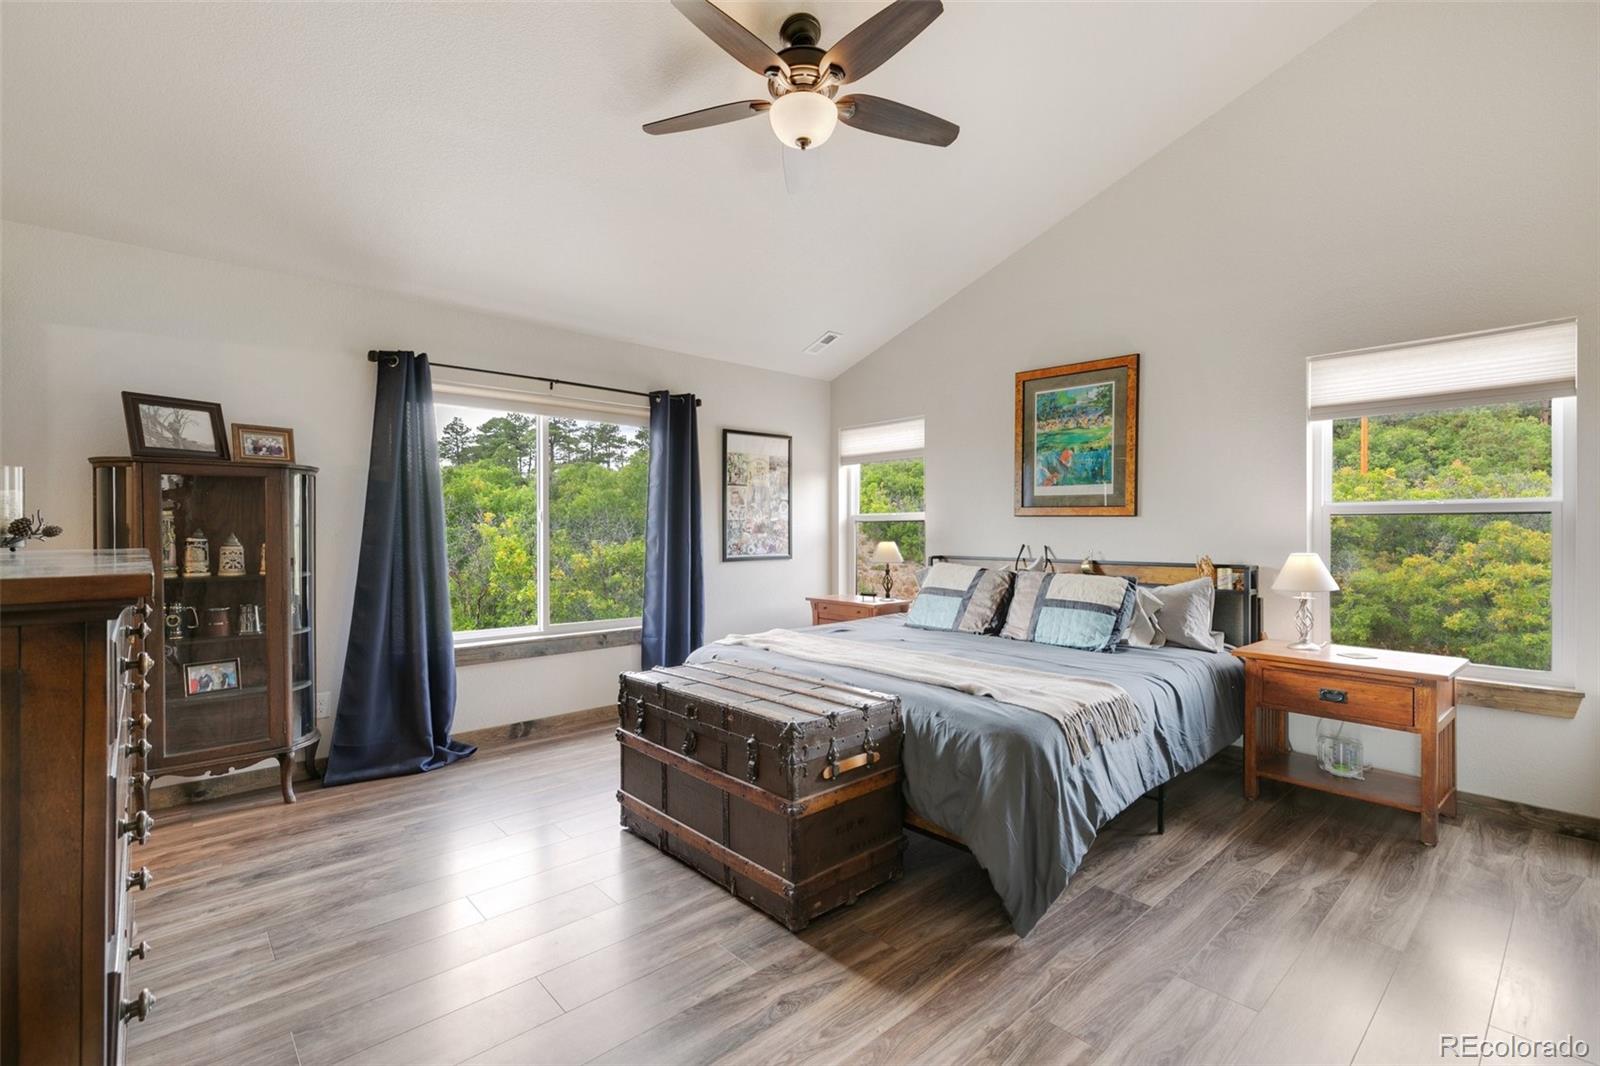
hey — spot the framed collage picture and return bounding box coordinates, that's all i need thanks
[1014,354,1139,516]
[722,429,792,561]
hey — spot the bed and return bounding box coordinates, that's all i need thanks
[685,556,1259,936]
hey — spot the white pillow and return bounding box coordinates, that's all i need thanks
[1148,577,1218,652]
[1126,586,1166,648]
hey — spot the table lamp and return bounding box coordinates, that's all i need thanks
[1272,552,1339,650]
[869,541,902,600]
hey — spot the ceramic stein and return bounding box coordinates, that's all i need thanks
[164,602,198,642]
[218,533,246,577]
[238,604,264,636]
[183,529,210,577]
[204,607,231,638]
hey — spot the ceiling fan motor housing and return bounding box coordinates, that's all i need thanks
[780,13,822,49]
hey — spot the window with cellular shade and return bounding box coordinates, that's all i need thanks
[839,417,925,465]
[1306,319,1576,421]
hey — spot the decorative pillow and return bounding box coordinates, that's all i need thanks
[1126,585,1167,648]
[1005,572,1137,653]
[1147,577,1218,651]
[905,563,1014,634]
[1000,569,1048,641]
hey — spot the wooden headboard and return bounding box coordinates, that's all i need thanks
[927,554,1262,647]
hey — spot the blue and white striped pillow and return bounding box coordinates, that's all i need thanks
[1012,572,1137,653]
[904,563,1014,634]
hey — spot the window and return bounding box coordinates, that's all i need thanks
[840,418,925,597]
[1308,321,1576,682]
[437,392,648,640]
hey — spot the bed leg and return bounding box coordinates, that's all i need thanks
[1156,783,1166,835]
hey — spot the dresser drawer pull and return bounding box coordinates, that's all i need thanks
[120,989,156,1024]
[125,738,153,759]
[119,811,154,845]
[128,940,151,962]
[123,620,152,641]
[1318,688,1348,704]
[123,676,150,693]
[127,866,154,891]
[128,712,153,733]
[121,652,156,675]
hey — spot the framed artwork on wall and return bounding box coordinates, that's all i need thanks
[722,429,792,561]
[1014,354,1139,516]
[121,392,231,460]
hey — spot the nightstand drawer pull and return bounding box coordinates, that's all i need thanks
[1318,688,1348,704]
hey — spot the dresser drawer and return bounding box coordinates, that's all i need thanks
[1260,666,1415,728]
[813,602,872,624]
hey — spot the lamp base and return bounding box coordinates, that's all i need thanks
[1288,593,1322,651]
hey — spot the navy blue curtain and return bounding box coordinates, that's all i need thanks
[641,391,703,670]
[323,351,476,786]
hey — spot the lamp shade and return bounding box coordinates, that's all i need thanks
[869,541,903,565]
[769,91,838,150]
[1272,552,1339,594]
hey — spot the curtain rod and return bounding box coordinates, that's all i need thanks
[367,350,700,406]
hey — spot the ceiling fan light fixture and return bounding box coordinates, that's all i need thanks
[769,91,837,150]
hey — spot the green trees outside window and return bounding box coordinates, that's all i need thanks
[438,405,647,634]
[1327,402,1553,670]
[852,458,925,597]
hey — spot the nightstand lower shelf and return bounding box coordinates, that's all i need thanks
[1256,751,1441,814]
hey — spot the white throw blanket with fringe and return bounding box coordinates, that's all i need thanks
[714,629,1141,763]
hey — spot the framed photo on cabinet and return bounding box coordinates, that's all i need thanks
[1015,354,1138,516]
[722,429,792,561]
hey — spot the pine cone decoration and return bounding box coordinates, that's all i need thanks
[6,517,31,537]
[41,525,63,538]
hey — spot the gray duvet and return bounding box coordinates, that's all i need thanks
[686,615,1244,935]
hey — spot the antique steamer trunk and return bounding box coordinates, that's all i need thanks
[616,661,905,930]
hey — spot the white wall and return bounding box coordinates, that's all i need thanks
[0,221,831,743]
[832,3,1600,817]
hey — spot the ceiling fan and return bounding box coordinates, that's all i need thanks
[644,0,958,152]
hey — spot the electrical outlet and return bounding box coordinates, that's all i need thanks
[316,691,332,720]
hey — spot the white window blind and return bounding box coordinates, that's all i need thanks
[1306,319,1577,421]
[839,417,925,464]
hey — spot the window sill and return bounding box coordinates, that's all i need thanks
[1457,677,1584,719]
[455,626,641,667]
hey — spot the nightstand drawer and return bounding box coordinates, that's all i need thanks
[1260,666,1415,728]
[814,602,872,624]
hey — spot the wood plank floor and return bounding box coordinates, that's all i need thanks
[128,727,1600,1066]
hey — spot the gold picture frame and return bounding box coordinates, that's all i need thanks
[231,423,296,463]
[1014,354,1138,516]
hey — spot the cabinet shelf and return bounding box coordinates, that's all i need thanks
[164,573,266,584]
[173,683,268,706]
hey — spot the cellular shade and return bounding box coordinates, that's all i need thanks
[839,417,925,465]
[1306,319,1577,421]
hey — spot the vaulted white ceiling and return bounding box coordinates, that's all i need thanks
[1,2,1363,379]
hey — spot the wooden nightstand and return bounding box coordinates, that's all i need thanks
[1233,640,1468,846]
[806,594,912,626]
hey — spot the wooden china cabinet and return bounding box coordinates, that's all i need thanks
[90,457,319,802]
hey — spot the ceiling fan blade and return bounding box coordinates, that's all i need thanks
[836,94,958,147]
[819,0,943,84]
[643,100,771,136]
[670,0,790,79]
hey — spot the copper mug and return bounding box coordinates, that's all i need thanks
[203,607,231,638]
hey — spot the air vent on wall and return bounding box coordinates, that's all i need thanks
[804,330,843,357]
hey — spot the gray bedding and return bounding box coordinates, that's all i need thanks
[686,615,1244,935]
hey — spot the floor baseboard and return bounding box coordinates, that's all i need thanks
[148,704,616,810]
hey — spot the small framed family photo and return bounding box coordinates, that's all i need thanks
[185,657,241,696]
[231,424,296,463]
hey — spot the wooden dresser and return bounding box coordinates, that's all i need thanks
[806,594,912,626]
[1,549,157,1065]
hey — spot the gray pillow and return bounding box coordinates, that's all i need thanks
[1148,577,1217,651]
[1126,585,1166,648]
